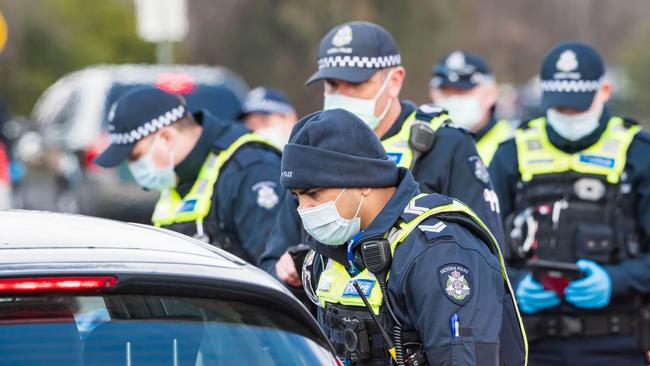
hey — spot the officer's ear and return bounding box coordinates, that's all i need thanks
[387,66,405,98]
[157,126,178,147]
[429,87,443,104]
[597,81,612,104]
[481,82,499,110]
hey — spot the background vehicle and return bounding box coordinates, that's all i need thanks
[16,64,248,223]
[0,210,340,366]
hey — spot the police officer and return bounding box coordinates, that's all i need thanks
[240,86,298,149]
[429,51,514,165]
[95,86,283,262]
[489,41,650,365]
[260,21,504,288]
[282,108,526,365]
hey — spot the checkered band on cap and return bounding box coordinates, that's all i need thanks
[317,54,401,70]
[109,105,186,145]
[243,99,295,114]
[541,78,603,93]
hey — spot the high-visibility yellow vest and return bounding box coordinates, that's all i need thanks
[151,132,278,228]
[381,110,448,168]
[315,194,528,363]
[515,117,640,184]
[477,119,514,166]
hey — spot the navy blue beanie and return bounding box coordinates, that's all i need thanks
[281,109,398,189]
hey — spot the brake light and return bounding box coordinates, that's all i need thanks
[156,73,195,94]
[0,276,117,293]
[84,132,110,172]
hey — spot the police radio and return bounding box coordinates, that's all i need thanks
[360,239,392,283]
[409,121,435,170]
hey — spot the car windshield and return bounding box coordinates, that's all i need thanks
[0,295,337,366]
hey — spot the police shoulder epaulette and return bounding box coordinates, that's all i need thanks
[517,117,540,131]
[400,193,453,223]
[621,116,640,128]
[416,216,451,242]
[415,104,449,122]
[232,145,263,168]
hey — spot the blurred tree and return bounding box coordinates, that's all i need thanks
[0,0,649,124]
[619,25,650,124]
[183,0,461,114]
[0,0,154,115]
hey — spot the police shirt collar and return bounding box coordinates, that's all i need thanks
[353,168,420,246]
[380,100,416,141]
[545,106,611,154]
[474,109,498,141]
[174,111,226,192]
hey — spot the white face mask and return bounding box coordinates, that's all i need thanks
[297,188,364,246]
[546,102,603,141]
[256,126,291,151]
[323,70,394,129]
[435,94,484,131]
[128,134,177,191]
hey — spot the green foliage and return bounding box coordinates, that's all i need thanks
[619,24,650,124]
[0,0,155,115]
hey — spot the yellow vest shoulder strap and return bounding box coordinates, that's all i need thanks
[381,105,449,168]
[477,119,514,165]
[151,133,278,227]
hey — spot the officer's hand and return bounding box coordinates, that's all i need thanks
[564,259,612,309]
[516,273,561,314]
[276,251,302,288]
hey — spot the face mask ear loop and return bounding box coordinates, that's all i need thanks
[167,143,176,170]
[142,133,162,160]
[334,188,346,204]
[377,97,393,122]
[372,70,395,121]
[354,193,365,219]
[373,69,394,102]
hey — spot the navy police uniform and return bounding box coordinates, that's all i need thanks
[95,87,283,262]
[159,110,284,261]
[259,22,504,278]
[281,109,527,365]
[489,42,650,365]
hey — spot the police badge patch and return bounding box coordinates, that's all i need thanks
[468,155,491,185]
[252,181,279,209]
[438,264,472,305]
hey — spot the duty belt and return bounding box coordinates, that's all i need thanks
[525,313,635,341]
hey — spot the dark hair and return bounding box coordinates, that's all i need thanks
[171,114,198,131]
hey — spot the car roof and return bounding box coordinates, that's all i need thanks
[31,64,249,151]
[0,210,287,294]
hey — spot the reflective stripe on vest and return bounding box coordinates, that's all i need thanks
[315,195,529,364]
[381,111,447,168]
[477,119,513,166]
[151,133,277,227]
[515,117,640,184]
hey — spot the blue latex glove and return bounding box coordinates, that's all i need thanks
[564,259,612,309]
[515,273,561,314]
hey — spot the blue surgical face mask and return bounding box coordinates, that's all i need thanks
[546,101,604,141]
[297,188,364,246]
[323,70,394,129]
[128,134,177,191]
